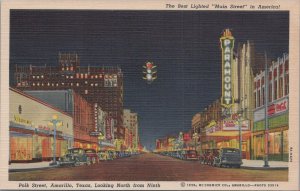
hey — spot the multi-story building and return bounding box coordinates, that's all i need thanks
[13,53,124,139]
[123,109,139,151]
[23,89,98,150]
[192,31,264,159]
[9,88,73,162]
[253,53,289,161]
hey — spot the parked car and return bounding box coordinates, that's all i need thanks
[213,148,243,168]
[183,150,198,160]
[84,149,99,164]
[58,148,91,166]
[97,150,113,161]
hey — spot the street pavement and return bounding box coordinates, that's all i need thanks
[9,153,288,181]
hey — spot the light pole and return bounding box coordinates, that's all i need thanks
[238,112,243,159]
[48,114,62,166]
[264,51,270,167]
[193,132,199,151]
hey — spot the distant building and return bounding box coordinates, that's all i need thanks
[13,53,124,139]
[123,109,139,151]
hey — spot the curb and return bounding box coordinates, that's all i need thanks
[9,165,59,173]
[241,166,288,170]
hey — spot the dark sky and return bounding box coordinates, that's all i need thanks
[10,11,289,150]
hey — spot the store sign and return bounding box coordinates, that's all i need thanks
[220,29,235,108]
[222,119,249,131]
[268,98,288,117]
[14,115,32,126]
[105,117,112,140]
[205,123,221,135]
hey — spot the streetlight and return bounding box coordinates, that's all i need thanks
[238,112,243,159]
[48,114,62,166]
[263,51,270,168]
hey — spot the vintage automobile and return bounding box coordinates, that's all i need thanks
[84,149,99,164]
[97,150,113,161]
[58,148,91,166]
[213,148,243,168]
[183,150,198,160]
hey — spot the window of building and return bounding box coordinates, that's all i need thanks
[76,83,79,86]
[262,87,265,106]
[41,75,44,79]
[32,76,35,79]
[37,76,40,79]
[47,83,50,86]
[33,83,35,86]
[269,83,272,102]
[257,89,261,107]
[81,74,83,79]
[274,80,278,100]
[285,73,289,96]
[66,76,69,79]
[85,81,88,84]
[85,74,88,78]
[85,90,88,94]
[279,77,283,98]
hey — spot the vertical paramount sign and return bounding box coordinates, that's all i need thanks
[220,29,235,108]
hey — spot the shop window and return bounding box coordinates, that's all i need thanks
[274,132,282,154]
[268,133,274,154]
[283,130,288,154]
[254,135,264,159]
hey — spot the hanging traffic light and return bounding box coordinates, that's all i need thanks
[143,61,157,84]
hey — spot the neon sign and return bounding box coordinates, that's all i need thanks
[220,29,235,108]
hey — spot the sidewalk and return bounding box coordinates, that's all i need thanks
[241,159,288,170]
[9,161,58,172]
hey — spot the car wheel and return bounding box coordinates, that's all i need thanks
[86,158,91,166]
[74,159,80,167]
[92,157,96,164]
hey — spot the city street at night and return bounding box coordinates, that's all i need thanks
[9,153,288,181]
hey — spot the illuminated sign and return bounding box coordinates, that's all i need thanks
[222,119,249,131]
[14,115,32,126]
[220,29,235,108]
[268,98,288,117]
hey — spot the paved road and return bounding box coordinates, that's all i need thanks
[9,153,288,181]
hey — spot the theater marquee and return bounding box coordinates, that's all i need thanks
[220,29,235,108]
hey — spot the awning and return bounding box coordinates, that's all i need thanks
[205,130,250,137]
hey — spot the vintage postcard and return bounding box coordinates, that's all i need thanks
[0,0,299,190]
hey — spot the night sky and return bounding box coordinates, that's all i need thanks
[10,11,289,150]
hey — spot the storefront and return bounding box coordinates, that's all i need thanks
[253,97,289,161]
[202,118,251,159]
[9,88,73,162]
